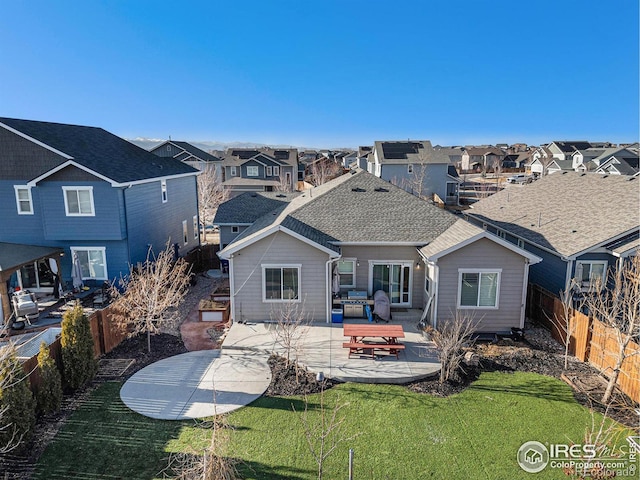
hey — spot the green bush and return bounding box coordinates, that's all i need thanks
[0,344,36,452]
[36,341,62,415]
[61,303,97,390]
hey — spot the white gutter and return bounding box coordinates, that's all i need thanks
[325,255,342,323]
[564,259,574,293]
[228,256,236,323]
[520,259,531,328]
[432,262,440,329]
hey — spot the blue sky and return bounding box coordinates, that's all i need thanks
[2,0,638,148]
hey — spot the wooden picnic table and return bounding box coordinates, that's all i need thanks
[342,324,405,359]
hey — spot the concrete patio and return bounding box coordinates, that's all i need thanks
[222,317,441,384]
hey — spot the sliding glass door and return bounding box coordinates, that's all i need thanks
[370,262,412,306]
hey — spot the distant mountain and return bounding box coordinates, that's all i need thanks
[126,137,340,153]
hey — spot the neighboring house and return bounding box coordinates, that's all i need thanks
[220,148,298,196]
[527,146,554,175]
[594,154,640,176]
[546,140,594,160]
[502,152,531,169]
[465,172,640,296]
[213,191,299,249]
[0,117,199,320]
[149,140,223,174]
[434,146,464,170]
[372,140,461,205]
[217,170,539,333]
[460,146,505,172]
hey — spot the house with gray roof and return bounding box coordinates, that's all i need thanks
[218,169,539,332]
[220,148,298,196]
[149,140,222,174]
[371,140,461,205]
[0,117,199,321]
[465,172,639,296]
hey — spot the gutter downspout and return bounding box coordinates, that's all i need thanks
[520,259,530,328]
[326,255,341,323]
[229,256,236,323]
[564,259,574,293]
[432,262,440,329]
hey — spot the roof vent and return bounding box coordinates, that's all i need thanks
[628,176,636,181]
[374,187,389,192]
[276,194,286,198]
[351,187,366,192]
[580,173,587,176]
[350,170,357,175]
[562,171,568,174]
[602,175,608,179]
[251,193,257,197]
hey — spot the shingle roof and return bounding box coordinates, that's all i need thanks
[0,118,198,183]
[213,191,300,225]
[0,242,63,274]
[418,220,484,259]
[223,170,459,254]
[373,140,451,165]
[170,141,221,162]
[466,172,640,257]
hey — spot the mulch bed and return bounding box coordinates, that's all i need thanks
[265,355,339,397]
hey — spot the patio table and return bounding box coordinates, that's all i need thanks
[343,324,405,359]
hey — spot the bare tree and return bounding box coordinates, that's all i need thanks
[309,159,341,187]
[402,163,430,200]
[426,311,478,384]
[546,280,582,370]
[269,298,309,368]
[296,388,360,480]
[583,254,640,405]
[198,165,229,237]
[109,242,191,353]
[275,170,294,192]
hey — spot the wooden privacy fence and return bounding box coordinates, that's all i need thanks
[528,283,640,403]
[22,304,127,392]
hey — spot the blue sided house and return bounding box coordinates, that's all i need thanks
[0,117,200,322]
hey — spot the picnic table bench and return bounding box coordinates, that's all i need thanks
[343,324,405,359]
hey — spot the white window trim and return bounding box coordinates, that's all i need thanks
[182,220,188,246]
[517,239,525,249]
[337,258,356,289]
[274,166,280,177]
[230,166,237,176]
[62,186,95,216]
[457,268,501,310]
[70,246,108,280]
[367,260,414,307]
[575,260,608,291]
[247,166,259,177]
[266,166,273,176]
[231,226,240,233]
[497,230,507,240]
[407,164,414,174]
[161,179,168,203]
[261,264,302,303]
[193,215,198,240]
[14,186,34,215]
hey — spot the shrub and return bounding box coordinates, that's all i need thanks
[0,344,36,452]
[61,303,97,390]
[36,341,62,415]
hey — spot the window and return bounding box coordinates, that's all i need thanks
[263,265,300,302]
[370,261,412,305]
[273,166,280,177]
[337,259,356,288]
[230,166,237,176]
[407,164,414,174]
[517,239,525,249]
[166,145,171,152]
[182,220,188,245]
[458,269,501,308]
[497,230,507,240]
[63,187,94,216]
[446,182,457,197]
[14,186,33,214]
[231,226,239,233]
[193,215,198,240]
[70,247,107,280]
[247,166,259,177]
[266,166,273,176]
[576,261,607,289]
[161,180,168,203]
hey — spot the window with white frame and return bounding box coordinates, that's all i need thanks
[14,186,33,214]
[273,166,280,177]
[161,180,168,203]
[231,226,239,233]
[517,239,525,249]
[193,215,198,240]
[247,166,259,177]
[182,220,188,245]
[71,247,107,280]
[263,265,300,301]
[576,261,607,289]
[458,269,501,308]
[336,259,356,288]
[266,166,273,176]
[407,164,414,174]
[63,187,94,216]
[497,230,507,240]
[230,166,237,176]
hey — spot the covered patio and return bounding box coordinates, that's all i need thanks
[0,242,63,325]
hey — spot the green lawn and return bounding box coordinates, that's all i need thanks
[34,373,629,480]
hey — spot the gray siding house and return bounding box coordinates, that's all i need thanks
[221,148,298,197]
[371,140,460,205]
[218,170,537,332]
[0,117,200,319]
[465,172,640,296]
[149,140,223,174]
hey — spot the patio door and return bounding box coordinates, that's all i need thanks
[370,262,412,306]
[17,259,55,293]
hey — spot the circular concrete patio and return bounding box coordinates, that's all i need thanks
[120,350,271,420]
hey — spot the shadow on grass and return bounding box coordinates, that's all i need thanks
[465,373,576,404]
[236,458,314,480]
